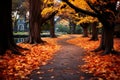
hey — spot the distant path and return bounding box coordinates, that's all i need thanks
[28,35,93,80]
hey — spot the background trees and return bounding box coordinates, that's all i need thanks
[62,0,119,54]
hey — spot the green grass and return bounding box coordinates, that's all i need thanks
[13,32,28,35]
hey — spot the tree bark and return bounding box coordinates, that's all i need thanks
[90,22,98,41]
[27,0,44,44]
[94,25,114,54]
[93,13,115,54]
[103,26,114,54]
[0,0,25,55]
[50,17,56,38]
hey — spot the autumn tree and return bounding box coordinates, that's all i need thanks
[77,16,99,39]
[62,0,118,54]
[56,1,78,34]
[46,0,57,38]
[77,16,91,37]
[0,0,26,55]
[24,0,59,44]
[27,0,43,44]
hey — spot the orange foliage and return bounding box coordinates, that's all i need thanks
[67,35,100,51]
[0,38,60,80]
[67,35,120,79]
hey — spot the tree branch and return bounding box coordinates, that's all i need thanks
[62,0,98,17]
[86,1,100,15]
[42,10,58,24]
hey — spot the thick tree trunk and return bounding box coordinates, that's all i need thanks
[27,0,44,44]
[93,11,116,54]
[0,0,25,55]
[103,26,114,54]
[94,24,114,54]
[50,17,56,38]
[90,22,98,41]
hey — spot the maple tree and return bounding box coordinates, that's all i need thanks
[58,0,99,38]
[43,0,57,38]
[24,0,58,44]
[55,1,79,34]
[62,0,119,54]
[26,0,70,43]
[78,16,99,40]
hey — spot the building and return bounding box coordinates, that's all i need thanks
[13,16,29,32]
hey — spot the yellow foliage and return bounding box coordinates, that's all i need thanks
[77,16,98,25]
[41,6,57,18]
[69,0,92,11]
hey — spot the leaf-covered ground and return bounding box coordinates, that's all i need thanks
[0,38,60,80]
[67,35,120,80]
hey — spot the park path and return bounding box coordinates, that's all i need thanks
[28,35,93,80]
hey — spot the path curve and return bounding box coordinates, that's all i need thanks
[28,35,93,80]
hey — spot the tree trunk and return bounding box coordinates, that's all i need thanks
[81,26,88,37]
[90,22,98,41]
[103,26,114,54]
[81,23,89,37]
[83,27,88,37]
[27,0,44,44]
[69,22,76,34]
[0,0,24,55]
[94,23,115,54]
[50,17,56,38]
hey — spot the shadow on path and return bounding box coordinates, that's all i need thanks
[28,35,93,80]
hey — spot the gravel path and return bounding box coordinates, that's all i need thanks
[28,35,93,80]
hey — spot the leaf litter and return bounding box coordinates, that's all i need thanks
[67,35,120,80]
[0,38,60,80]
